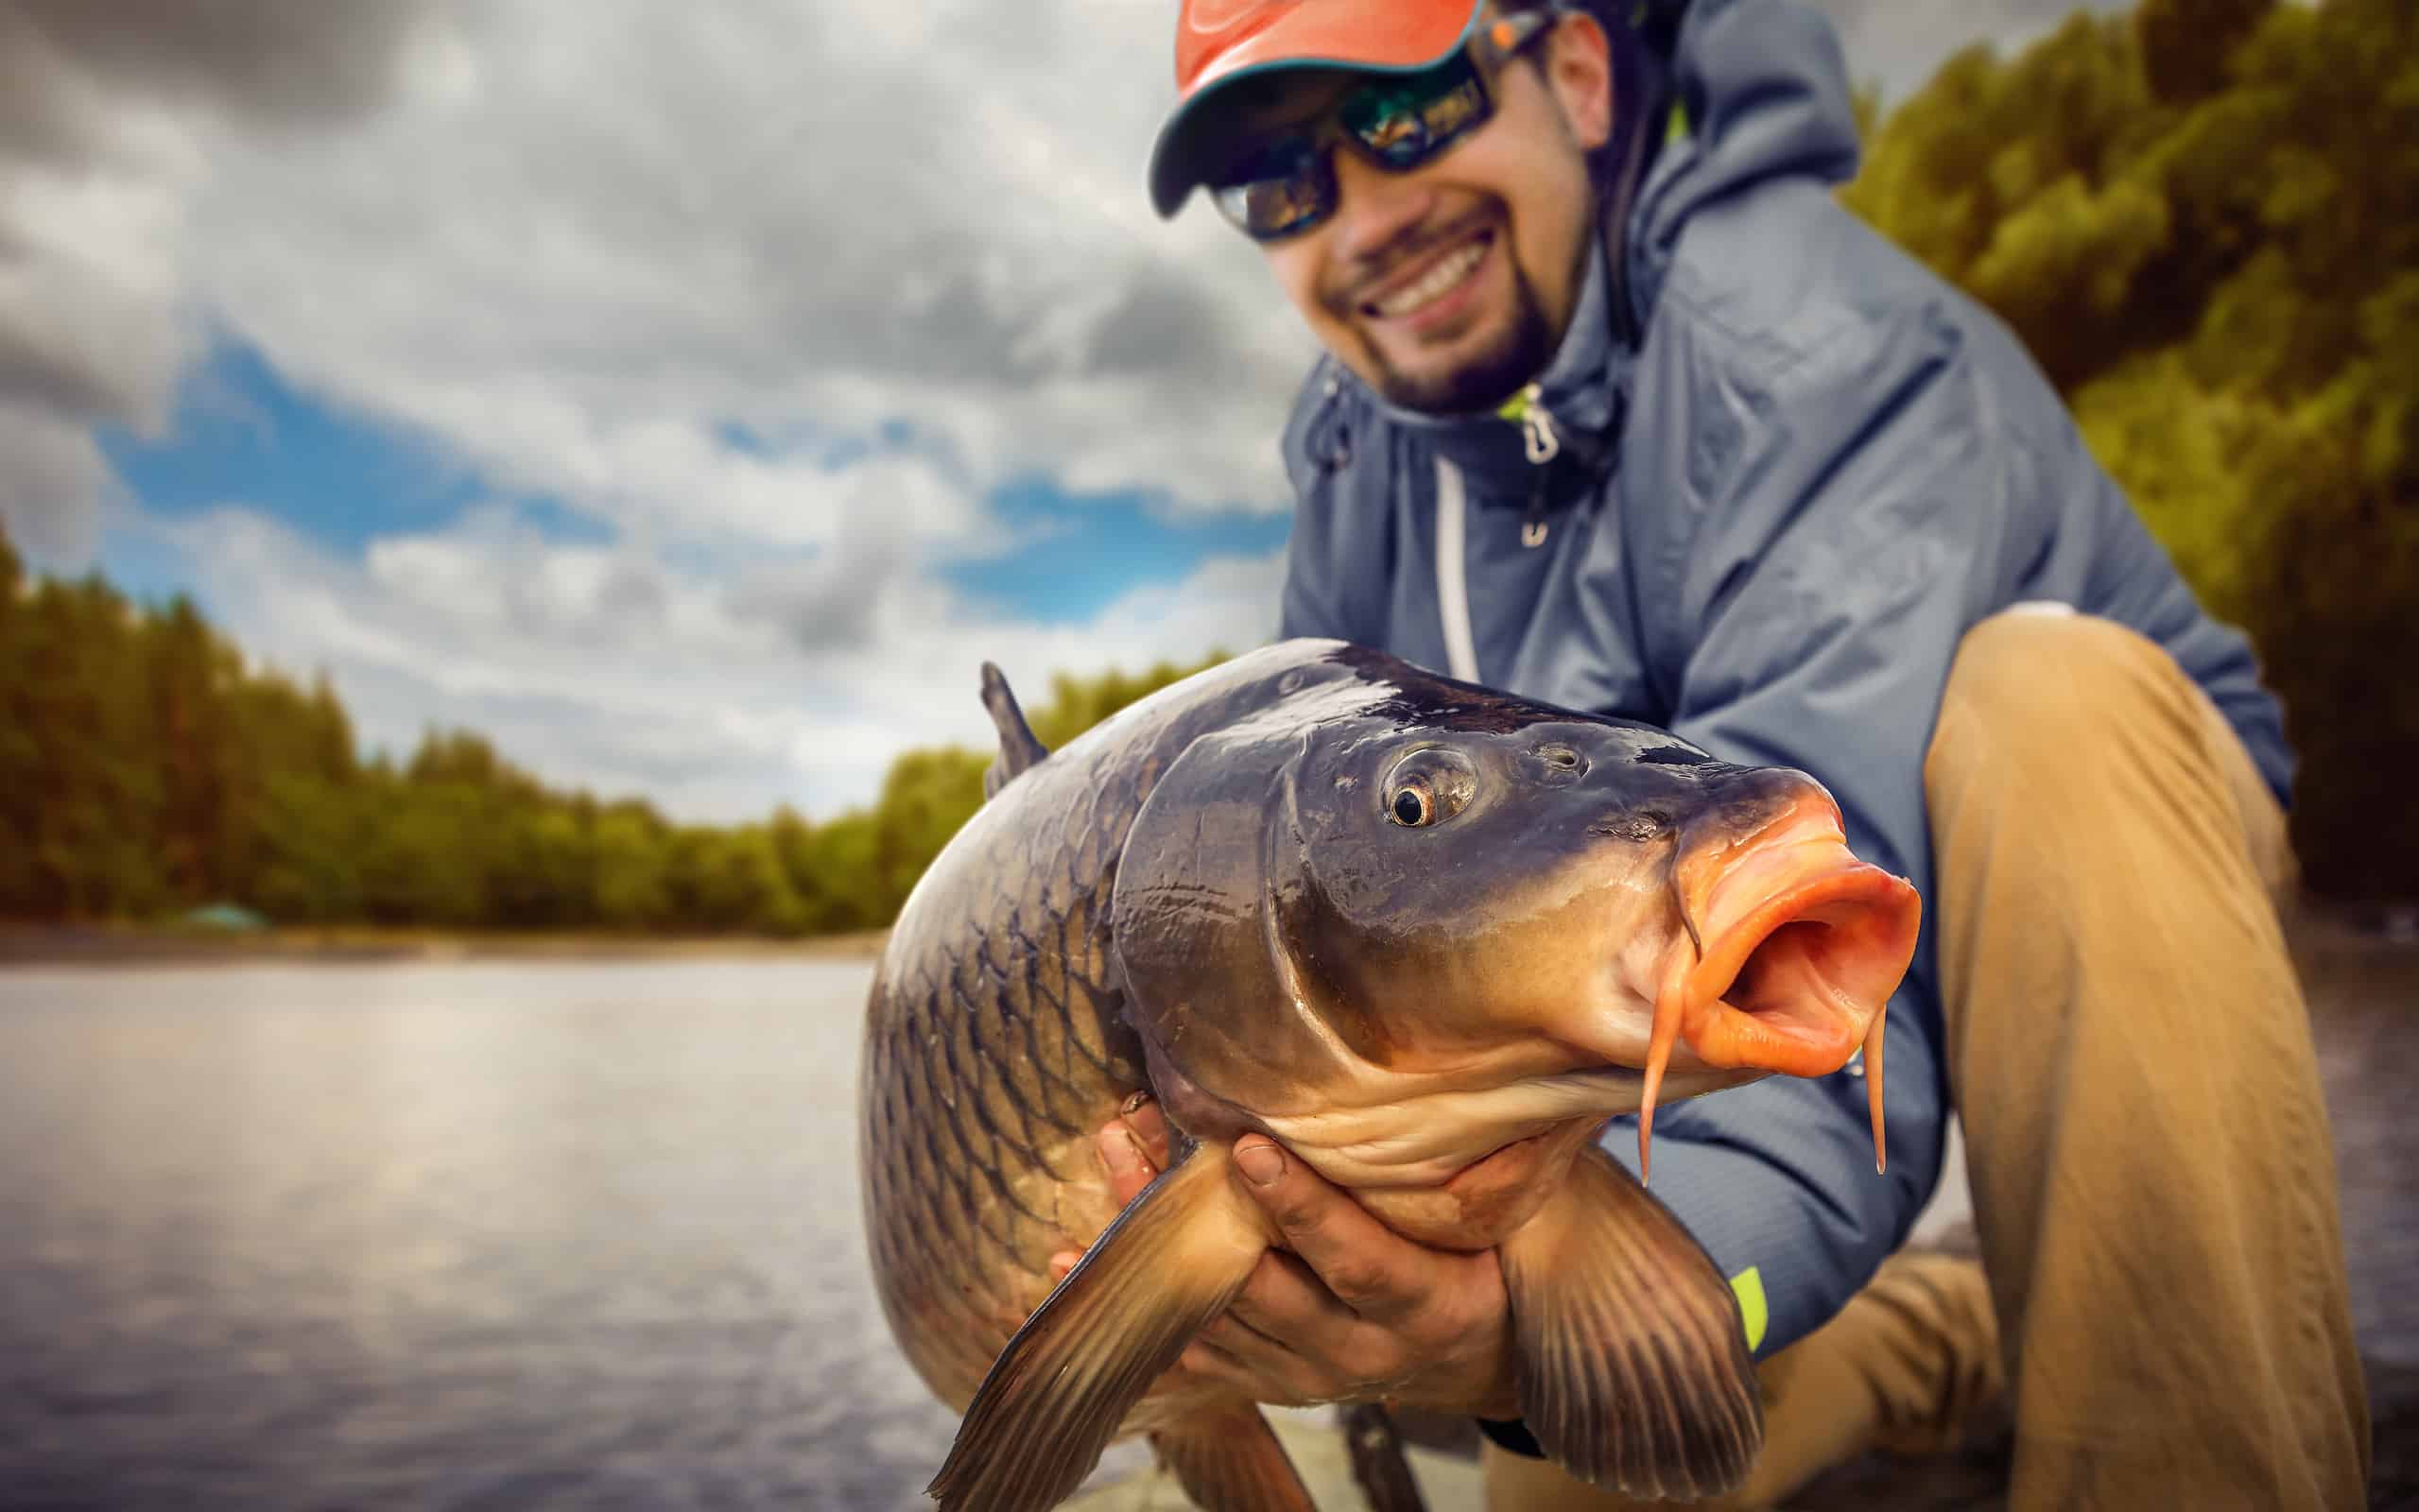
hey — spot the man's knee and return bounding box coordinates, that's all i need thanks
[1940,606,2182,735]
[1480,1442,1760,1512]
[1924,607,2197,799]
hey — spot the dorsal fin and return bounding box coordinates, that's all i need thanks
[979,662,1049,799]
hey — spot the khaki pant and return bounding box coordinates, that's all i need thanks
[1486,610,2371,1511]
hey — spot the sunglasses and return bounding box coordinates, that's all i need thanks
[1207,7,1567,243]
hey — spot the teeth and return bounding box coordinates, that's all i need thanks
[1374,240,1487,318]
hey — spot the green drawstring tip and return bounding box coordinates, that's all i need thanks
[1730,1266,1770,1351]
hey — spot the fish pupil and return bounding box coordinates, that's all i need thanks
[1392,788,1428,825]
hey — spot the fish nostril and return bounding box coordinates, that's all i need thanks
[1589,810,1667,842]
[1539,744,1584,774]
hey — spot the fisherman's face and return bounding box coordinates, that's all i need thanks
[1223,12,1614,415]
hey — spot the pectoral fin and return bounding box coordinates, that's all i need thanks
[1151,1402,1317,1512]
[1497,1144,1763,1501]
[927,1143,1269,1512]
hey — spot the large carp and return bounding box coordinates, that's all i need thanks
[858,640,1919,1512]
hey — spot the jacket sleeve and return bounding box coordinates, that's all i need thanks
[1591,287,2062,1364]
[1278,512,1354,642]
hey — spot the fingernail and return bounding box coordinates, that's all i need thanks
[1121,1090,1155,1117]
[1235,1140,1284,1186]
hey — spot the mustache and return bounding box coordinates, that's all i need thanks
[1324,209,1499,315]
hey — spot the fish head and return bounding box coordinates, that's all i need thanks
[1289,721,1916,1082]
[1111,654,1919,1245]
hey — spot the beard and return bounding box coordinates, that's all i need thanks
[1354,180,1597,417]
[1361,265,1562,416]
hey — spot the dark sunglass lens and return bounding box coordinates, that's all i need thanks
[1212,179,1315,238]
[1342,56,1486,168]
[1209,138,1332,239]
[1416,76,1486,143]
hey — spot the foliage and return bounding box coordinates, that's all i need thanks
[0,532,1223,934]
[1841,0,2417,898]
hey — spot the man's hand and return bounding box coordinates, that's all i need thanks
[1049,1098,1524,1419]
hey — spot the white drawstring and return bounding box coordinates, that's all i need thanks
[1432,456,1481,682]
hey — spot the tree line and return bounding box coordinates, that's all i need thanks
[0,528,1219,934]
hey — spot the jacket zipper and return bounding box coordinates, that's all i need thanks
[1437,387,1564,681]
[1508,383,1560,546]
[1514,384,1562,466]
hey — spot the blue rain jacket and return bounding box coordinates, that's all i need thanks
[1275,0,2291,1363]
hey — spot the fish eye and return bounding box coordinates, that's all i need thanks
[1383,747,1478,827]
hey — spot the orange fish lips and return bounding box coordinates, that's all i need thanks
[1638,795,1923,1179]
[1681,863,1919,1074]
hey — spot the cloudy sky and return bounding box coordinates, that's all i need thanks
[3,0,2114,823]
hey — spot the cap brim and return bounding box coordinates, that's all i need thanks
[1148,0,1483,218]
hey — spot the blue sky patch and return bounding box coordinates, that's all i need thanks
[942,478,1292,625]
[82,336,1292,639]
[96,338,614,570]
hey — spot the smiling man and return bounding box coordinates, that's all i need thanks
[1087,1,2373,1508]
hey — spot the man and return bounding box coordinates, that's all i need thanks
[1080,0,2371,1505]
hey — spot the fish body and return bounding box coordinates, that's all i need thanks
[858,640,1920,1511]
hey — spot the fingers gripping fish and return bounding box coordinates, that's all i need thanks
[857,641,1920,1511]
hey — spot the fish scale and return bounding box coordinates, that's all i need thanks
[861,661,1277,1412]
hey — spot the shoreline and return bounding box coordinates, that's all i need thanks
[0,922,891,968]
[4,895,2406,971]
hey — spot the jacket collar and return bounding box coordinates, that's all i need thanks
[1359,229,1633,502]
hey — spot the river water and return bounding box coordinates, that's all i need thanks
[0,959,1140,1511]
[3,945,2409,1510]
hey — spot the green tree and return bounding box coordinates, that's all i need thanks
[870,747,992,917]
[592,802,675,931]
[787,809,884,933]
[664,823,806,935]
[144,596,243,906]
[17,576,166,917]
[0,532,34,914]
[251,772,369,923]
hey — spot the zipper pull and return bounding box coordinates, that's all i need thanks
[1516,385,1561,465]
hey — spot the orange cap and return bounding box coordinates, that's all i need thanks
[1149,0,1484,217]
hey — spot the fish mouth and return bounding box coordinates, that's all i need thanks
[1680,864,1918,1075]
[1637,789,1922,1177]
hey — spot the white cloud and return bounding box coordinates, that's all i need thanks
[169,0,1314,529]
[152,502,1280,821]
[0,402,113,562]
